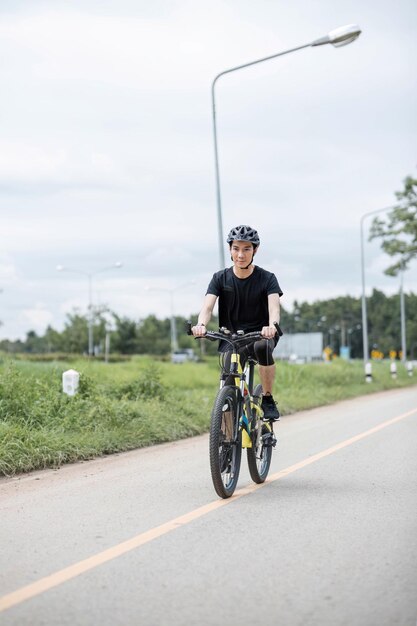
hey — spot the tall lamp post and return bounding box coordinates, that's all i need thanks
[360,206,396,377]
[399,260,407,363]
[57,262,122,356]
[212,24,362,269]
[145,281,195,353]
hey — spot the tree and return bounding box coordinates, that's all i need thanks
[60,311,89,353]
[44,325,64,352]
[289,297,363,357]
[136,315,171,355]
[24,330,45,353]
[111,315,139,354]
[369,175,417,276]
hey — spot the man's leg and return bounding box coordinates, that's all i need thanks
[251,339,280,420]
[259,363,280,420]
[258,364,275,394]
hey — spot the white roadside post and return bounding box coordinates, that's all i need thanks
[390,361,397,380]
[365,362,372,383]
[406,361,413,377]
[62,369,80,396]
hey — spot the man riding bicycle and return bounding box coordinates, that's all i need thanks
[192,224,282,421]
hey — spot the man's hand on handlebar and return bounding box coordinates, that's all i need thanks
[192,324,207,337]
[261,325,278,339]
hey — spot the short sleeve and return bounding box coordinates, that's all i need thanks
[206,272,221,296]
[266,273,283,297]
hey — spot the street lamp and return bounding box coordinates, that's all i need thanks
[145,281,195,353]
[360,206,395,377]
[212,24,362,268]
[399,260,407,363]
[56,262,122,356]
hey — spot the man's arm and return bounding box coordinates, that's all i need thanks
[261,293,281,338]
[192,294,217,336]
[268,293,280,326]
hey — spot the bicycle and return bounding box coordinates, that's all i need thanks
[187,322,283,499]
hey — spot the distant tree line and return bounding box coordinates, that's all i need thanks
[1,289,417,359]
[284,290,417,359]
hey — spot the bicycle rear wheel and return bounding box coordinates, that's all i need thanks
[247,384,273,483]
[209,385,242,499]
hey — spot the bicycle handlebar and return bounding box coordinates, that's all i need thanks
[185,321,283,349]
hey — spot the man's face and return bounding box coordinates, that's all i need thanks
[230,240,257,267]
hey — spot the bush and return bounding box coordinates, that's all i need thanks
[109,363,167,401]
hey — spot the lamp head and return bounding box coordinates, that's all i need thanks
[312,24,361,47]
[328,24,361,47]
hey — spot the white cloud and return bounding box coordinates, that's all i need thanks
[20,304,54,333]
[0,5,262,90]
[368,253,393,277]
[0,255,19,285]
[0,140,127,187]
[0,141,65,182]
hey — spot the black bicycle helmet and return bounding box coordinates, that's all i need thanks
[226,224,260,247]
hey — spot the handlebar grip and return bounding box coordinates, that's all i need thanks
[186,321,193,336]
[274,322,284,337]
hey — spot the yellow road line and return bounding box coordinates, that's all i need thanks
[1,406,416,613]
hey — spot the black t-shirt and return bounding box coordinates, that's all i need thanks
[206,266,283,335]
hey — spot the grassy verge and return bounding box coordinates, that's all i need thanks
[0,355,415,476]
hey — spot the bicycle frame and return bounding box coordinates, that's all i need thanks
[220,352,264,449]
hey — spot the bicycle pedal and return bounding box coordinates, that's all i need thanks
[262,432,277,448]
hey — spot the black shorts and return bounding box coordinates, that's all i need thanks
[222,336,278,370]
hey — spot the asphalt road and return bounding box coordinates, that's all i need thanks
[1,386,416,626]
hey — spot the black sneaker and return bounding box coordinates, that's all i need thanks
[261,394,280,421]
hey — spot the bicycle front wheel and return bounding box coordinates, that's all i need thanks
[209,385,242,499]
[247,384,273,483]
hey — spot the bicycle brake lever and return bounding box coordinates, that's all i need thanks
[274,322,284,337]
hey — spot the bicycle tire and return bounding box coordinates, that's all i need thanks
[209,385,242,498]
[247,384,273,483]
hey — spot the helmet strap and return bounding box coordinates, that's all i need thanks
[244,245,258,269]
[243,255,254,270]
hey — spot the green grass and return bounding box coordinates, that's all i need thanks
[0,354,415,476]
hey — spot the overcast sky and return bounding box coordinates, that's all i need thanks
[0,0,416,340]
